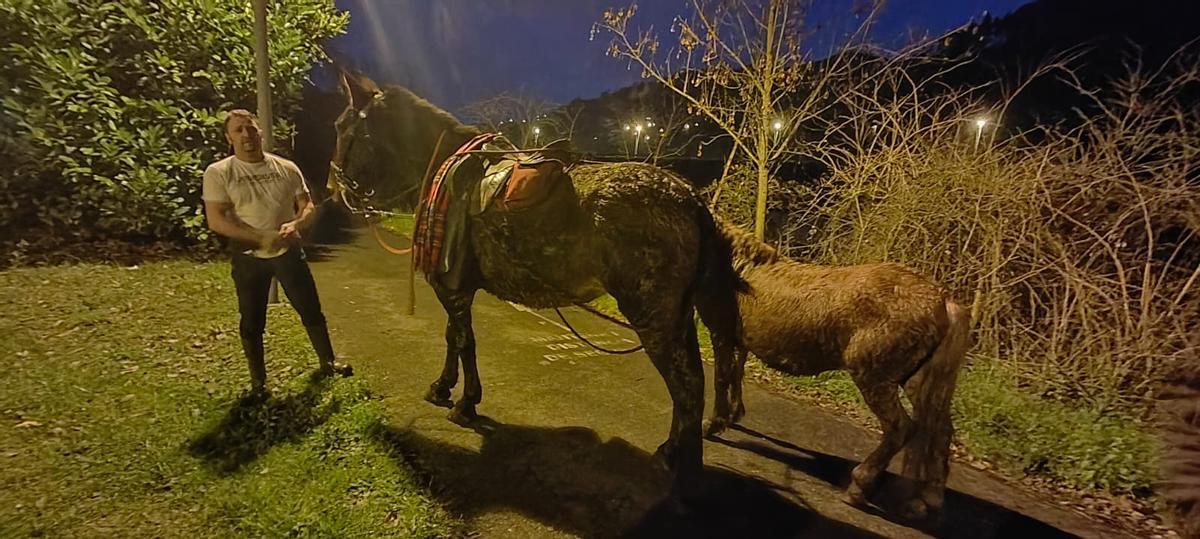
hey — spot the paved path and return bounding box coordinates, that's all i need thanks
[306,222,1128,539]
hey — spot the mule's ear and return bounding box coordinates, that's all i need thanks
[341,69,382,111]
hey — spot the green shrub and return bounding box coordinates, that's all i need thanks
[0,0,347,241]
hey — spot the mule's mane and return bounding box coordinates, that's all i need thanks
[380,84,481,138]
[716,217,782,272]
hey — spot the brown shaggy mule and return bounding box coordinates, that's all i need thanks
[702,221,971,522]
[1160,351,1200,539]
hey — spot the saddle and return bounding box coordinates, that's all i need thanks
[414,133,577,289]
[473,136,576,215]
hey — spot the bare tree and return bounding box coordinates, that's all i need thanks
[461,92,558,147]
[596,0,882,240]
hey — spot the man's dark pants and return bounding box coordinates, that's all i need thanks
[231,247,336,390]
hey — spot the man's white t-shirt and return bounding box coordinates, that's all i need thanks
[202,153,309,258]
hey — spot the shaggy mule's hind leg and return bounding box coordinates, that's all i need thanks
[900,367,954,523]
[844,377,913,509]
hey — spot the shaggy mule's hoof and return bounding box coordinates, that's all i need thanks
[900,497,943,528]
[424,386,454,408]
[842,485,872,510]
[900,499,929,521]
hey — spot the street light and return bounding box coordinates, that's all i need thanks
[533,126,540,145]
[973,118,988,151]
[634,124,643,155]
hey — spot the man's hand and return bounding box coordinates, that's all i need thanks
[279,220,301,242]
[260,230,287,252]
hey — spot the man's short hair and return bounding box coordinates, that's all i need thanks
[223,109,258,132]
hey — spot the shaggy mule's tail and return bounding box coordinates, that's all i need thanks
[1160,354,1200,539]
[902,300,972,497]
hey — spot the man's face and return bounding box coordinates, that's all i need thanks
[225,116,262,154]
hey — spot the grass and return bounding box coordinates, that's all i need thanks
[0,261,459,538]
[378,214,416,238]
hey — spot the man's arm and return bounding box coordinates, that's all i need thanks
[279,192,315,240]
[204,199,278,250]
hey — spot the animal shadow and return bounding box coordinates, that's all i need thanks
[369,416,883,538]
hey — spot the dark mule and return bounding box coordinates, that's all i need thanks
[327,72,740,497]
[704,221,971,522]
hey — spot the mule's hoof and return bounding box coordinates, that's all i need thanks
[651,442,678,474]
[902,497,943,527]
[447,404,477,426]
[424,387,453,409]
[703,417,729,438]
[900,499,930,522]
[842,485,871,510]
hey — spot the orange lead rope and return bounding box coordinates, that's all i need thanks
[364,129,449,257]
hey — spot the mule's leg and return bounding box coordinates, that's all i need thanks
[729,347,748,423]
[425,281,477,412]
[448,295,482,424]
[704,332,737,437]
[844,378,914,508]
[901,368,955,522]
[616,291,706,497]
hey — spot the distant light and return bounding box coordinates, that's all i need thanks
[635,124,643,133]
[684,123,690,130]
[772,121,783,131]
[533,127,541,134]
[624,125,630,131]
[975,118,988,129]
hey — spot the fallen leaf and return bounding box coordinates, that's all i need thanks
[14,421,42,428]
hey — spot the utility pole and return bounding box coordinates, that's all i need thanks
[252,0,281,304]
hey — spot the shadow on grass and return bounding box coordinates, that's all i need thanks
[187,377,339,474]
[368,415,884,539]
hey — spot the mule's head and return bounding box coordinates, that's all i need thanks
[328,69,477,211]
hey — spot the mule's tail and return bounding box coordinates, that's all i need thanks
[1160,353,1200,539]
[902,300,972,494]
[692,212,745,337]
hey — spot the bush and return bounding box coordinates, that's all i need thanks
[793,55,1200,414]
[0,0,348,242]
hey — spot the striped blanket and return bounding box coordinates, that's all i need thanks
[412,133,498,279]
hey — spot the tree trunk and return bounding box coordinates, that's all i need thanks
[754,1,780,242]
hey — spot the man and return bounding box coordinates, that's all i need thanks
[202,109,351,400]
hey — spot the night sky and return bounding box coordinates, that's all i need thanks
[324,0,1033,115]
